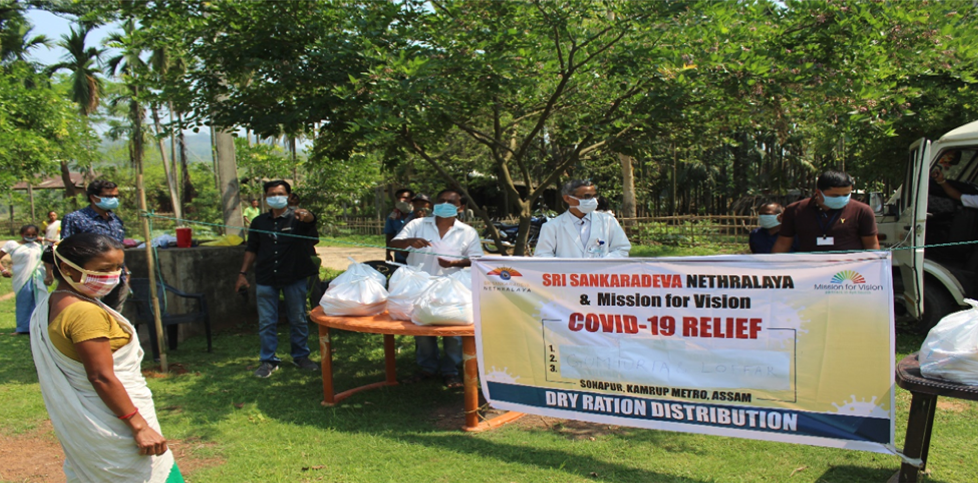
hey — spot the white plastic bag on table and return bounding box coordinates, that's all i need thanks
[411,277,473,326]
[328,257,387,289]
[447,267,472,290]
[387,266,433,321]
[919,298,978,385]
[320,277,388,316]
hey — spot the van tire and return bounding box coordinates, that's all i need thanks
[919,283,956,333]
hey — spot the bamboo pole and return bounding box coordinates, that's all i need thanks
[28,184,36,225]
[137,172,168,372]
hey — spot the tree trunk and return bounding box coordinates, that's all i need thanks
[618,152,636,222]
[60,161,79,205]
[151,104,183,222]
[212,126,244,237]
[176,112,196,206]
[671,143,678,216]
[168,101,178,199]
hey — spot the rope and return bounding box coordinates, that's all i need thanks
[137,211,978,257]
[139,211,470,259]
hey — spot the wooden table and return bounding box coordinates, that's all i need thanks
[894,352,978,482]
[309,307,524,432]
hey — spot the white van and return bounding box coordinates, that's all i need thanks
[878,120,978,330]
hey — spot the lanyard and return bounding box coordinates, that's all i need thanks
[816,210,842,237]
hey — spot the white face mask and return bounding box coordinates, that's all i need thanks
[54,246,122,298]
[570,196,598,214]
[758,214,781,229]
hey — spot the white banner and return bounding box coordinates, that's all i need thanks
[473,253,895,453]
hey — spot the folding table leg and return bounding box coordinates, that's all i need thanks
[461,336,524,432]
[320,325,336,406]
[899,393,938,483]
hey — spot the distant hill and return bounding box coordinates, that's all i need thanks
[100,132,214,164]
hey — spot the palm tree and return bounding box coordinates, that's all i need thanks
[46,23,104,199]
[104,19,147,174]
[0,13,51,66]
[147,43,184,220]
[47,24,103,115]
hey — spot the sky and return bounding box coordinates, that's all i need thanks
[25,9,119,67]
[22,8,307,152]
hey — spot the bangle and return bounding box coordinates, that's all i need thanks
[239,271,248,276]
[118,408,139,420]
[937,179,946,185]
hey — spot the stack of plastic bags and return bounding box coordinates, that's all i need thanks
[412,272,474,326]
[387,265,433,321]
[320,258,389,316]
[920,299,978,385]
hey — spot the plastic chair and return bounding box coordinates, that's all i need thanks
[128,278,212,361]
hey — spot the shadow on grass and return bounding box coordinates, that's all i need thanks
[0,325,39,385]
[814,465,953,483]
[160,329,714,482]
[149,327,945,482]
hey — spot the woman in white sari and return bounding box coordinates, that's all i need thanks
[30,233,182,483]
[1,224,46,334]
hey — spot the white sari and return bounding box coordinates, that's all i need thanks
[30,291,174,483]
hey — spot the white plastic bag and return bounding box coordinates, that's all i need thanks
[328,258,387,289]
[411,277,473,326]
[919,299,978,385]
[447,267,472,290]
[320,277,388,316]
[387,266,433,321]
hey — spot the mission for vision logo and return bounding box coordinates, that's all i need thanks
[487,267,523,281]
[814,270,883,292]
[830,270,865,284]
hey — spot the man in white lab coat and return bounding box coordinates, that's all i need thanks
[535,180,631,258]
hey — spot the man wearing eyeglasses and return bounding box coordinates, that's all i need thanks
[534,179,631,258]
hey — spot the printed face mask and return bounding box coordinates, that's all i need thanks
[758,214,781,229]
[570,196,599,214]
[266,195,289,209]
[820,192,851,210]
[395,201,412,213]
[433,202,459,218]
[94,196,120,211]
[54,246,122,298]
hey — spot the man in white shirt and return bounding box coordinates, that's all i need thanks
[535,179,631,258]
[390,188,483,388]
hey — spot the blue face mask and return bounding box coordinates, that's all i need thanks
[94,196,120,211]
[433,202,458,218]
[266,195,289,209]
[820,192,851,210]
[758,214,780,229]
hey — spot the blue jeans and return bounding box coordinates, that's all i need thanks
[416,336,462,376]
[15,280,36,333]
[256,279,311,364]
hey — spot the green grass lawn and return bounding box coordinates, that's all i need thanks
[3,245,977,482]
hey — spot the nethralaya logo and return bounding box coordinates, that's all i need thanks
[487,267,523,281]
[830,270,865,284]
[814,270,883,292]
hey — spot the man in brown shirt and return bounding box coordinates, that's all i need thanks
[773,171,879,253]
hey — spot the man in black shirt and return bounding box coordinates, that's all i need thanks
[236,180,320,378]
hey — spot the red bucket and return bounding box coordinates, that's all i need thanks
[175,227,192,248]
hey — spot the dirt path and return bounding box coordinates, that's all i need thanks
[315,246,386,271]
[0,420,223,483]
